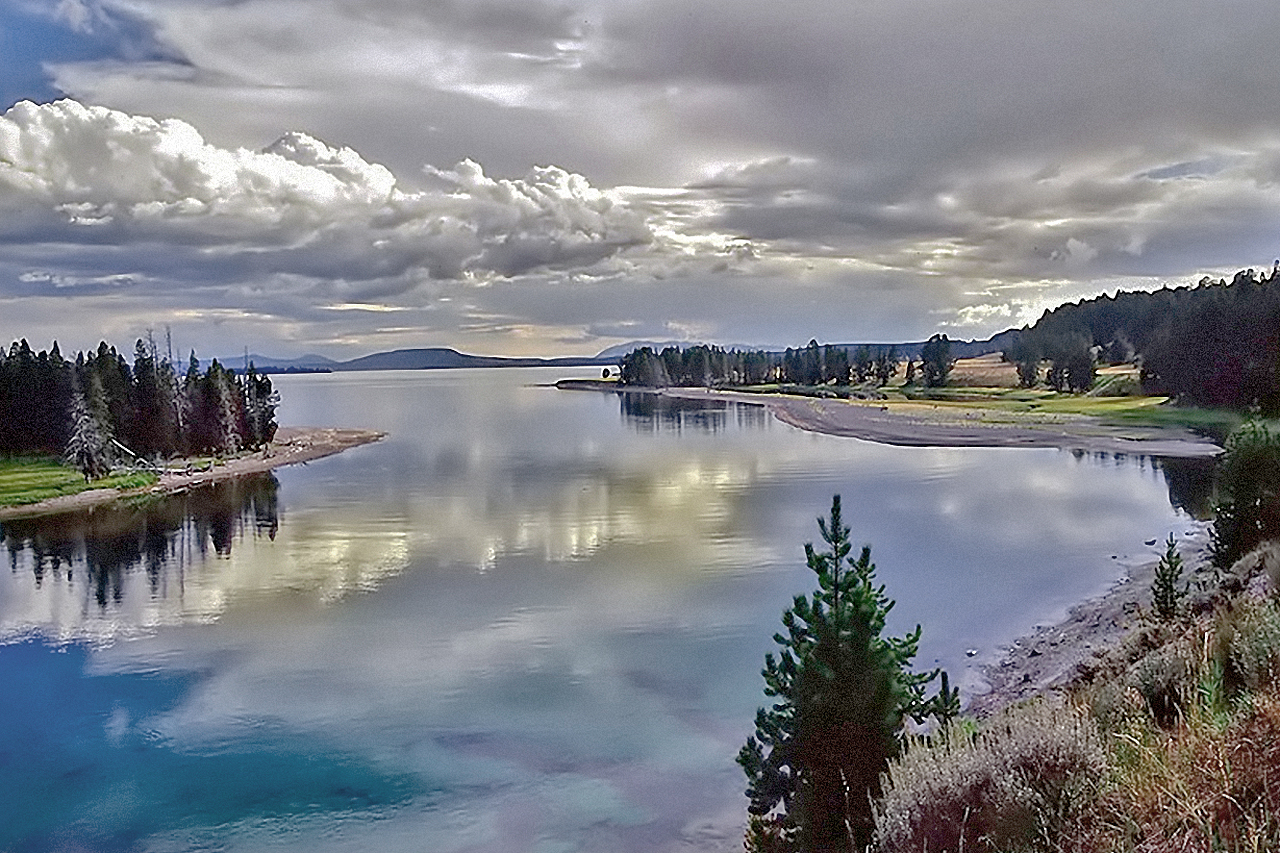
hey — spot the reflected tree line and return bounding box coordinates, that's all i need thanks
[620,394,1218,521]
[620,392,770,434]
[1066,451,1217,521]
[1,475,279,608]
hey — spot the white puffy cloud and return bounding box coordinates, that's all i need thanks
[0,99,651,282]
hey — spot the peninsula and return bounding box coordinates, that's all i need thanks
[0,426,384,521]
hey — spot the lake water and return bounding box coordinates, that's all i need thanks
[0,367,1211,852]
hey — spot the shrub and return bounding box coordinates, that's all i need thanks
[1131,643,1192,728]
[1212,422,1280,570]
[1227,603,1280,694]
[875,701,1105,853]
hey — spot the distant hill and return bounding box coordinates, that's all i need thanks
[226,331,1017,375]
[209,353,338,373]
[860,330,1019,360]
[334,348,614,371]
[593,339,759,359]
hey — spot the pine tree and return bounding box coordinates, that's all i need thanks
[737,496,956,852]
[65,377,113,481]
[1151,533,1186,621]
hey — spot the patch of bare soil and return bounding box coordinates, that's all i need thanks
[0,426,385,521]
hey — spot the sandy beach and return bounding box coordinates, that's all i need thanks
[0,426,385,521]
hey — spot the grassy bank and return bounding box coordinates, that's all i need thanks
[0,457,156,509]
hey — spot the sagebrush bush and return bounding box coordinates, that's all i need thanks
[874,701,1105,853]
[1130,643,1192,728]
[1227,602,1280,693]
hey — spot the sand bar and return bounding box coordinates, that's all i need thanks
[0,426,385,521]
[561,381,1222,458]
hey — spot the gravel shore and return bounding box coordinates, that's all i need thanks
[965,525,1215,715]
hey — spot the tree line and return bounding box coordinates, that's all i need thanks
[1004,265,1280,408]
[617,337,956,389]
[1,338,278,476]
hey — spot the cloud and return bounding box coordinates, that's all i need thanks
[7,1,1280,355]
[0,99,651,283]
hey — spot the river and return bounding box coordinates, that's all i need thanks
[0,367,1210,852]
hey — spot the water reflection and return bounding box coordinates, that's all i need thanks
[0,476,279,641]
[1067,450,1216,519]
[1154,455,1216,519]
[620,391,770,434]
[0,369,1226,853]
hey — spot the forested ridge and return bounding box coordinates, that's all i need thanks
[1006,266,1280,410]
[0,338,278,472]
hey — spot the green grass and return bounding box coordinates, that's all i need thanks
[891,385,1245,440]
[0,457,157,509]
[1103,405,1246,443]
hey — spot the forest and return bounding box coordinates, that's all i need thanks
[616,339,951,389]
[0,338,278,475]
[1005,266,1280,409]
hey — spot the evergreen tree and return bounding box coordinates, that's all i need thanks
[873,346,899,387]
[129,338,178,456]
[737,496,956,852]
[824,346,851,386]
[1151,534,1186,621]
[241,364,279,449]
[852,346,873,384]
[920,334,953,387]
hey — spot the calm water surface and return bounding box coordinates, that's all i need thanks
[0,368,1209,852]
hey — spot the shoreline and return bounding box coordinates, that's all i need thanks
[0,426,385,521]
[559,380,1222,458]
[965,524,1214,715]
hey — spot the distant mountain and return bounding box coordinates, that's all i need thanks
[824,330,1020,360]
[333,348,615,371]
[593,339,761,359]
[210,353,340,373]
[594,340,695,359]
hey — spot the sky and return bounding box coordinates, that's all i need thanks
[3,0,1280,360]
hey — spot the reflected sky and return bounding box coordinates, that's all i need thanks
[0,368,1213,852]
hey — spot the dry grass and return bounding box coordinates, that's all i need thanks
[875,592,1280,853]
[947,354,1021,388]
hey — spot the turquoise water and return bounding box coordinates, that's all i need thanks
[0,368,1208,852]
